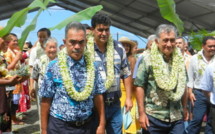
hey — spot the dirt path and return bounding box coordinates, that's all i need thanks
[12,101,40,134]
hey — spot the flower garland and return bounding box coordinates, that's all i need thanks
[87,35,115,90]
[58,50,95,101]
[151,42,186,101]
[39,55,50,76]
[197,50,207,76]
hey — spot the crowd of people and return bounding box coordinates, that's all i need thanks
[0,11,215,134]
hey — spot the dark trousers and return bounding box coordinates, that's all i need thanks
[211,105,215,133]
[142,115,184,134]
[47,115,92,134]
[187,90,213,134]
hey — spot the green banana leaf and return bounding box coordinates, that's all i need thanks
[156,0,184,35]
[49,5,103,30]
[18,10,42,50]
[0,0,46,37]
[18,0,56,50]
[189,29,208,51]
[189,29,215,51]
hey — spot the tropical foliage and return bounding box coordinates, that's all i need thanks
[0,0,102,50]
[156,0,184,35]
[189,30,215,51]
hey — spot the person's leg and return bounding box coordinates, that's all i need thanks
[170,119,185,134]
[187,90,208,134]
[145,115,170,134]
[106,100,122,134]
[205,104,213,134]
[211,105,215,133]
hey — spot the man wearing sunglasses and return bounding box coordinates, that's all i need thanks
[134,24,188,134]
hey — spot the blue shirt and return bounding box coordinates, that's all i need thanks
[39,56,105,122]
[94,40,131,94]
[133,54,143,79]
[200,63,215,105]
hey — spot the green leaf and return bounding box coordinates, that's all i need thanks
[18,10,43,50]
[18,0,56,50]
[0,0,47,37]
[156,0,184,35]
[28,0,46,9]
[49,5,103,30]
[189,29,208,51]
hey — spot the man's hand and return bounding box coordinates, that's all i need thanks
[30,87,36,99]
[125,98,133,112]
[189,92,196,107]
[139,112,150,130]
[8,75,21,86]
[96,125,105,134]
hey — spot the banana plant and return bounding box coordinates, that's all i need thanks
[49,5,103,31]
[0,0,48,37]
[156,0,184,35]
[18,0,56,50]
[189,29,215,51]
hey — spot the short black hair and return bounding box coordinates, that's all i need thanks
[83,24,91,30]
[91,12,111,28]
[37,28,51,37]
[9,33,17,37]
[25,41,33,48]
[202,36,215,46]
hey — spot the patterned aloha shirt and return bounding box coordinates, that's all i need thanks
[39,55,105,122]
[94,40,131,94]
[134,51,183,122]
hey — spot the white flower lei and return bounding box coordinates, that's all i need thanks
[197,50,207,76]
[58,50,95,101]
[40,55,50,76]
[151,42,186,101]
[87,35,114,90]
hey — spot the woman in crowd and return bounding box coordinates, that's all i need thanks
[4,33,25,125]
[119,36,140,134]
[0,34,27,133]
[32,37,58,131]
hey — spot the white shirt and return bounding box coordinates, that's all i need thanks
[29,47,37,67]
[187,50,215,89]
[29,42,45,67]
[200,63,215,105]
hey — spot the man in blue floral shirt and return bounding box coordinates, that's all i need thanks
[39,22,106,134]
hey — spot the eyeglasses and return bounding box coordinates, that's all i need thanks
[162,38,176,43]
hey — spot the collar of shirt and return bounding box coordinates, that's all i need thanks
[67,55,85,67]
[200,49,215,64]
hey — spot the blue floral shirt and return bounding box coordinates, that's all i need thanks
[39,56,105,122]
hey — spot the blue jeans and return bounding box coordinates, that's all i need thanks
[187,89,213,134]
[91,99,122,134]
[142,115,184,134]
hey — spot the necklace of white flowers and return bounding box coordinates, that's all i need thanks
[197,50,207,76]
[40,55,50,76]
[58,50,95,101]
[151,42,186,101]
[87,35,114,90]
